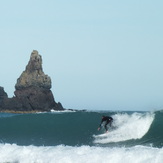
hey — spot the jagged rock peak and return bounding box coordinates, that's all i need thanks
[26,50,43,73]
[0,87,8,99]
[15,50,51,90]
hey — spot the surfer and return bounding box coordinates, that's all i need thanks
[98,116,113,132]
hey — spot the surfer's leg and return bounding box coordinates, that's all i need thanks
[109,120,112,127]
[105,122,108,132]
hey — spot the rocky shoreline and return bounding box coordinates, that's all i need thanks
[0,50,65,113]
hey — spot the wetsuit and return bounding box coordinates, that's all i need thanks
[99,116,113,132]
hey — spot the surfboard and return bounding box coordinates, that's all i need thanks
[93,132,109,138]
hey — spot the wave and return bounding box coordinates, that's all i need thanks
[0,110,162,148]
[0,143,163,163]
[94,112,154,144]
[50,109,77,113]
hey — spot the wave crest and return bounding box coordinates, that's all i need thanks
[94,112,155,144]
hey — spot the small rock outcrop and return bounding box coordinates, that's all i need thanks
[0,87,8,106]
[0,87,8,99]
[0,50,64,112]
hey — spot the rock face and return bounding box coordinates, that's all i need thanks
[0,87,8,99]
[0,87,8,106]
[15,50,51,90]
[0,50,64,112]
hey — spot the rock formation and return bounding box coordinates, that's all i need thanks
[0,50,64,112]
[0,87,8,106]
[15,50,51,90]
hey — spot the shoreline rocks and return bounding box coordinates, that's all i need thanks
[0,50,64,112]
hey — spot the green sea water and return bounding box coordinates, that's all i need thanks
[0,110,161,148]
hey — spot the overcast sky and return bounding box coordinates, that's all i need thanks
[0,0,163,111]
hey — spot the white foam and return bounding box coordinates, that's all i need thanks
[35,109,76,114]
[94,112,154,144]
[50,109,76,113]
[0,144,163,163]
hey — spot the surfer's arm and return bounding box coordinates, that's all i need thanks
[99,123,102,128]
[98,124,101,130]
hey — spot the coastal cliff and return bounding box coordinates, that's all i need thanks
[0,50,64,112]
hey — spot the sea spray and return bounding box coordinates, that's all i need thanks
[94,112,154,144]
[0,144,163,163]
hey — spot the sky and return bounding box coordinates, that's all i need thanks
[0,0,163,111]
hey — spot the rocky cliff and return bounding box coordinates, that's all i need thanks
[0,50,64,112]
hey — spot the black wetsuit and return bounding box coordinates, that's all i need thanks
[99,116,113,131]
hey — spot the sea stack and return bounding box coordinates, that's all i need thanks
[0,50,64,112]
[15,50,51,90]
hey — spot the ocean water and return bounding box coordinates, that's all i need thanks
[0,110,163,163]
